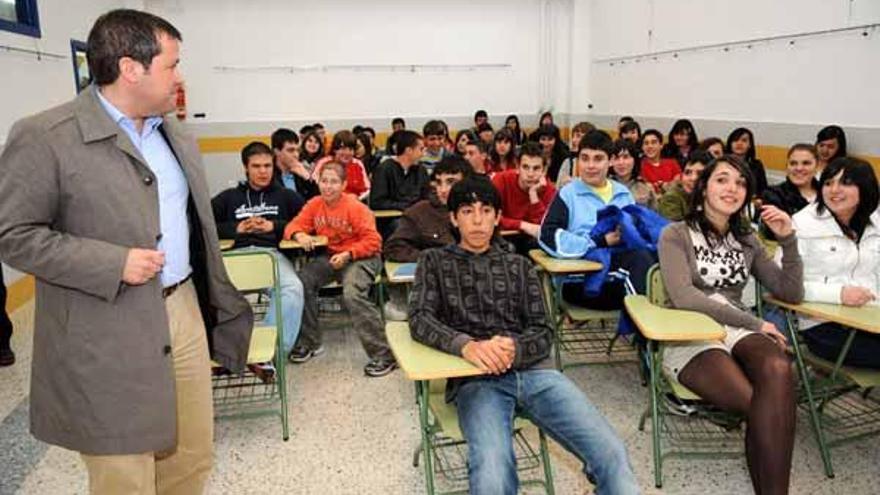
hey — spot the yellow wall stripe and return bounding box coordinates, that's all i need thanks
[6,275,33,313]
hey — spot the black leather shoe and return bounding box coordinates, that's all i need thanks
[0,347,15,367]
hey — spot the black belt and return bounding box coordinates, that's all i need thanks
[162,274,192,299]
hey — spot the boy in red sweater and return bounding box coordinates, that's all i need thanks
[491,141,556,254]
[283,162,395,377]
[639,128,681,193]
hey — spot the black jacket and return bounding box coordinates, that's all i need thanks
[369,158,430,211]
[211,181,305,248]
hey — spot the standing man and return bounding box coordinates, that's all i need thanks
[0,9,252,494]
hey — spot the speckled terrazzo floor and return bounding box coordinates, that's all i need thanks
[1,302,878,494]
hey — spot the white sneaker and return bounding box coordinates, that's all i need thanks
[383,301,408,321]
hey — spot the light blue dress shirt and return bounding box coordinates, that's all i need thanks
[280,171,297,192]
[96,89,192,287]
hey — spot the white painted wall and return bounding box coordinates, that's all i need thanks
[144,0,576,125]
[0,0,140,144]
[588,0,880,134]
[0,0,138,283]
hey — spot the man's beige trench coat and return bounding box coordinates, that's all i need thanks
[0,87,253,455]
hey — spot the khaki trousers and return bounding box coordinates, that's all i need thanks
[81,281,214,495]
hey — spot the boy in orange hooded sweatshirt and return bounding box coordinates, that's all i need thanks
[283,161,396,377]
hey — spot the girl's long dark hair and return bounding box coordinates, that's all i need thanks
[685,154,755,247]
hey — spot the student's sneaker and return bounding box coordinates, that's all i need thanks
[383,300,408,322]
[288,344,325,364]
[247,362,276,384]
[364,357,398,377]
[663,392,697,416]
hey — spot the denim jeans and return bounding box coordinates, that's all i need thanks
[238,247,304,355]
[455,369,640,495]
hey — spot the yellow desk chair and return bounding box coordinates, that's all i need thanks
[387,322,555,495]
[766,296,880,479]
[626,264,745,488]
[528,249,635,370]
[213,249,290,440]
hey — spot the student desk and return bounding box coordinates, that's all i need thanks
[766,296,880,478]
[373,209,403,219]
[279,235,329,251]
[384,261,417,284]
[624,294,728,487]
[218,236,329,252]
[386,321,554,495]
[528,249,623,370]
[386,321,483,494]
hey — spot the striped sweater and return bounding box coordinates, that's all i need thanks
[409,244,553,399]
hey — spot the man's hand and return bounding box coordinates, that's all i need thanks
[236,217,255,234]
[520,222,541,239]
[760,321,787,349]
[122,248,165,285]
[250,217,274,234]
[293,232,316,251]
[841,285,876,307]
[528,177,546,204]
[462,338,515,374]
[329,251,352,270]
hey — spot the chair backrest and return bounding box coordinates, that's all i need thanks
[222,250,278,292]
[646,263,671,308]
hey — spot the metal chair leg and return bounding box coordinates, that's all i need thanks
[787,310,835,478]
[538,429,555,495]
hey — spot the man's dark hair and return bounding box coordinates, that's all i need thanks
[518,141,543,161]
[476,122,494,134]
[474,109,488,121]
[396,130,423,155]
[312,122,325,130]
[578,130,614,157]
[241,141,274,165]
[685,150,714,168]
[363,127,377,139]
[392,117,406,128]
[352,124,365,135]
[620,120,641,138]
[270,128,298,150]
[433,155,472,178]
[423,120,445,137]
[466,139,490,155]
[87,9,182,86]
[448,176,501,213]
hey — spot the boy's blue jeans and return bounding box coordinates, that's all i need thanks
[455,369,640,495]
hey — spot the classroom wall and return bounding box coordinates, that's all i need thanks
[0,0,140,285]
[144,0,576,124]
[142,0,581,194]
[586,0,880,156]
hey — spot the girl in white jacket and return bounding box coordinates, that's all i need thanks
[792,156,880,368]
